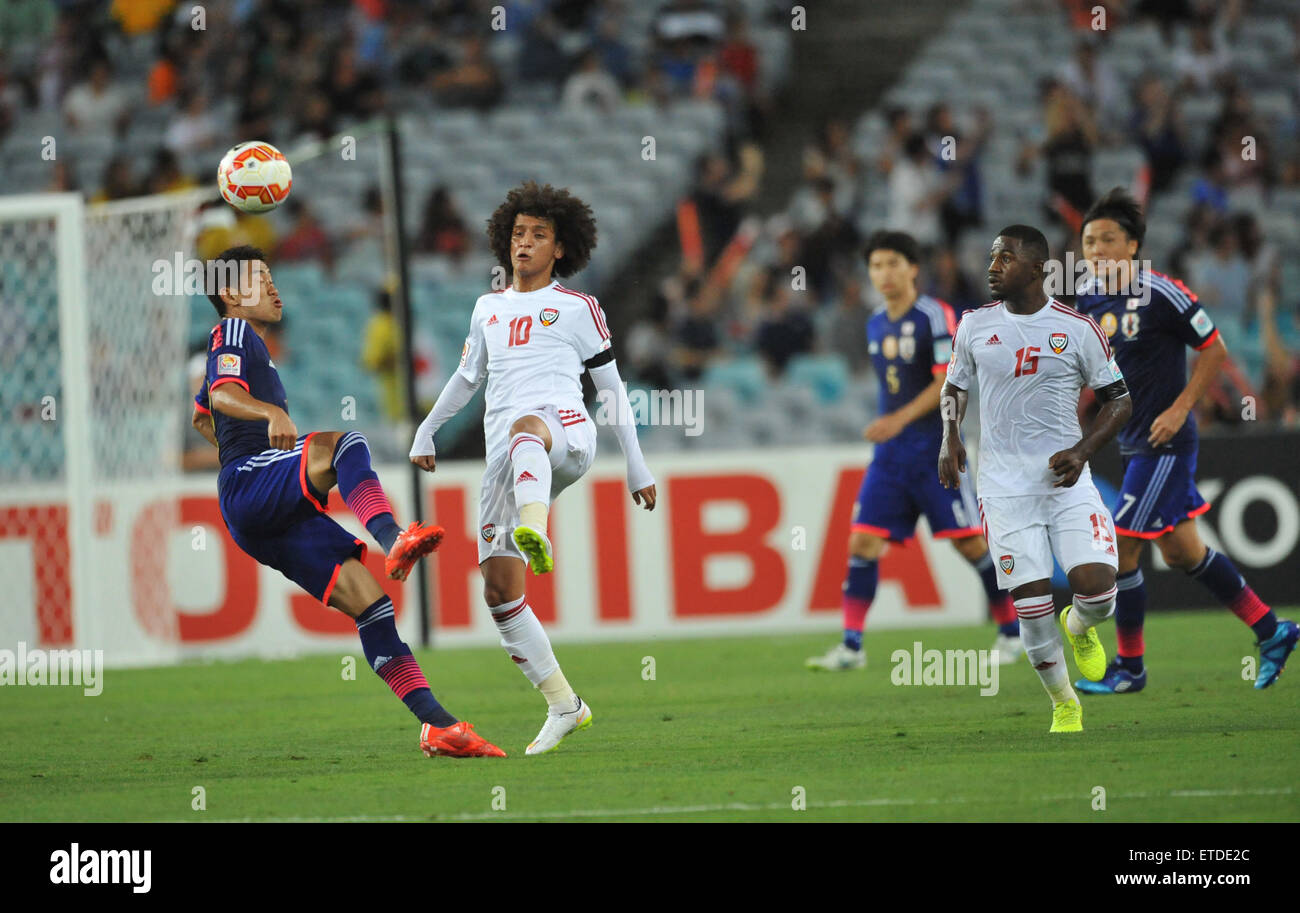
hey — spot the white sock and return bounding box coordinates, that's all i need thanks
[1071,585,1117,629]
[489,596,559,687]
[509,432,551,525]
[1015,595,1076,704]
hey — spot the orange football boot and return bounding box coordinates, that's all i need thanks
[420,721,507,758]
[385,522,445,581]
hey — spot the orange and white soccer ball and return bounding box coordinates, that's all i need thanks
[217,141,292,213]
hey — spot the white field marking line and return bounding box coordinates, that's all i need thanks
[178,787,1294,823]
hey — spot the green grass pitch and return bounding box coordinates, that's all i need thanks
[4,609,1297,822]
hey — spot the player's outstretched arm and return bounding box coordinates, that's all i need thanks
[937,381,968,490]
[211,384,297,450]
[588,359,656,510]
[1049,380,1132,487]
[408,371,483,471]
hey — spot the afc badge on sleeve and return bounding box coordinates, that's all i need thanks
[217,353,241,375]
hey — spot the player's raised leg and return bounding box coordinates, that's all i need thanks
[481,556,591,753]
[304,430,443,581]
[329,558,504,758]
[1156,521,1297,689]
[506,414,556,574]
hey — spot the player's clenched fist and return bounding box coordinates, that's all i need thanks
[411,454,437,472]
[267,407,297,450]
[938,437,966,490]
[1048,447,1086,487]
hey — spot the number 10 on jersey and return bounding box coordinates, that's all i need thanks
[508,316,532,346]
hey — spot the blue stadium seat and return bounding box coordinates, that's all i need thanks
[786,354,850,405]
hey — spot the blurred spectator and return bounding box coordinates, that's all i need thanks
[625,293,675,390]
[1129,74,1187,194]
[1019,84,1096,227]
[92,155,140,203]
[1190,148,1230,213]
[562,49,621,113]
[1234,213,1279,324]
[802,118,862,215]
[799,177,860,303]
[345,185,385,243]
[1058,39,1122,121]
[1173,14,1231,94]
[591,12,634,87]
[415,186,470,260]
[148,147,197,195]
[926,103,989,242]
[147,41,180,106]
[433,34,501,108]
[111,0,176,35]
[688,148,761,265]
[1186,219,1249,318]
[328,44,384,119]
[927,247,983,316]
[752,267,814,376]
[62,57,127,135]
[673,282,720,383]
[361,289,403,422]
[718,10,759,96]
[46,158,80,194]
[276,200,335,269]
[164,90,219,157]
[875,106,914,176]
[888,133,947,248]
[823,277,871,374]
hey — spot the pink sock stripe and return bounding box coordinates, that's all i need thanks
[1075,586,1117,606]
[378,656,429,699]
[842,597,871,630]
[1116,627,1145,657]
[1014,598,1054,619]
[509,434,545,460]
[345,479,393,525]
[1230,587,1269,626]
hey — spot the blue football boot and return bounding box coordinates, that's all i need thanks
[1075,659,1147,694]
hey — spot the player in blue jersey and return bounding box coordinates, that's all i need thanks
[1074,189,1297,692]
[806,231,1022,670]
[191,246,505,757]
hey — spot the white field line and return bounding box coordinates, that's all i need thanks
[176,786,1294,823]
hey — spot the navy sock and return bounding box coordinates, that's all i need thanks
[841,557,877,651]
[1115,568,1146,674]
[1187,548,1278,640]
[355,597,456,727]
[334,432,402,553]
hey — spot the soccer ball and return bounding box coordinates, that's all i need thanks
[217,141,292,214]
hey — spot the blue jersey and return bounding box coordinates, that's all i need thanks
[194,317,288,470]
[1075,269,1219,457]
[866,295,955,459]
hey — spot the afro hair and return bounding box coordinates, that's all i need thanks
[486,181,597,279]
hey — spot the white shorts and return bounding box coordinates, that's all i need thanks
[477,403,596,564]
[978,483,1118,591]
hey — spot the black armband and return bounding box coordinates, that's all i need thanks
[1095,379,1129,402]
[584,348,615,370]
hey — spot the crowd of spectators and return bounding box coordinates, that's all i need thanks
[626,0,1300,429]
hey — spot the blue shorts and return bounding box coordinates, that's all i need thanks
[1112,450,1210,539]
[218,433,366,604]
[853,451,982,543]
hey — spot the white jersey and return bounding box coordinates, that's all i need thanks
[946,298,1124,497]
[457,279,613,455]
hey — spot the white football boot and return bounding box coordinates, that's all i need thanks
[525,694,593,755]
[805,643,866,671]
